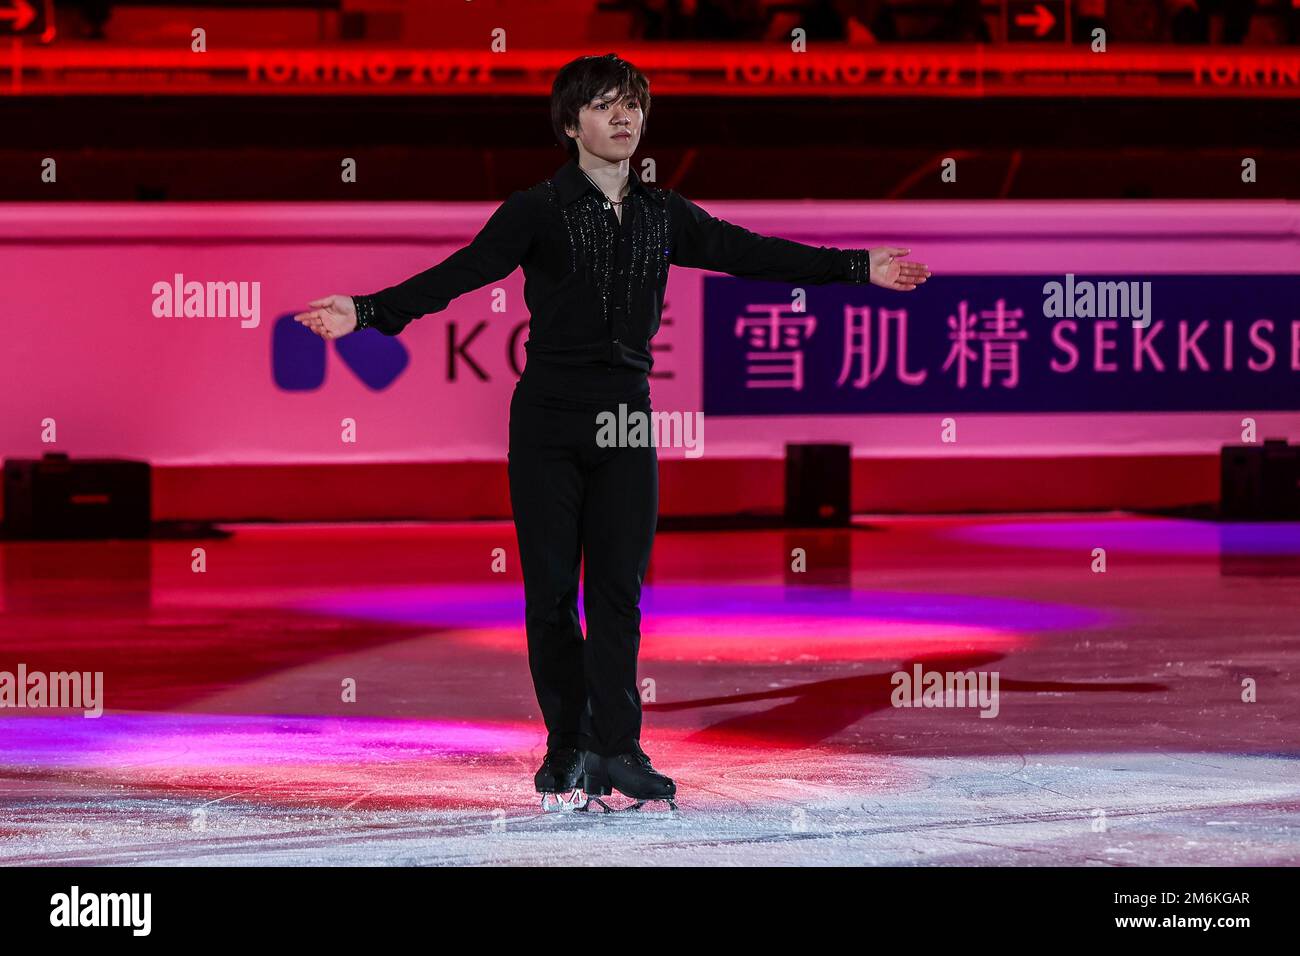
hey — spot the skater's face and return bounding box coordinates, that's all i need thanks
[567,86,642,164]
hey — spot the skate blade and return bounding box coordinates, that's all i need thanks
[539,789,589,812]
[578,795,679,814]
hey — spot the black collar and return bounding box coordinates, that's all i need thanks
[552,156,665,208]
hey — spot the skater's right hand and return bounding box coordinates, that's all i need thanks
[294,295,357,340]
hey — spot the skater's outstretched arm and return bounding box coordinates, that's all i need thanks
[295,189,538,340]
[666,192,930,291]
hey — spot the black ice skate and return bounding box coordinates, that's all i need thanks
[580,745,678,812]
[534,746,588,811]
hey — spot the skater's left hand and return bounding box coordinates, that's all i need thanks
[870,247,931,292]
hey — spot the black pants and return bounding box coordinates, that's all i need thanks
[507,364,658,758]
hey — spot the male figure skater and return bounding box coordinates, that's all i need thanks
[296,53,930,811]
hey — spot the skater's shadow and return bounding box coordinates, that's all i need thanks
[646,653,1166,749]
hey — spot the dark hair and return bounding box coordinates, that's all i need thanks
[550,53,651,160]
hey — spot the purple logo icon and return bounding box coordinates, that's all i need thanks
[272,312,410,391]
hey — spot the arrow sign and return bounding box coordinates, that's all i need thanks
[1005,0,1069,43]
[0,0,38,34]
[1014,4,1056,37]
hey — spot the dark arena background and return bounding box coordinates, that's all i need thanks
[1,0,1297,928]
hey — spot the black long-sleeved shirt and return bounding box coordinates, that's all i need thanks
[351,156,873,381]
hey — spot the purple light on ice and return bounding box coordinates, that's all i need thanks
[945,517,1300,557]
[290,582,1109,634]
[0,712,533,770]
